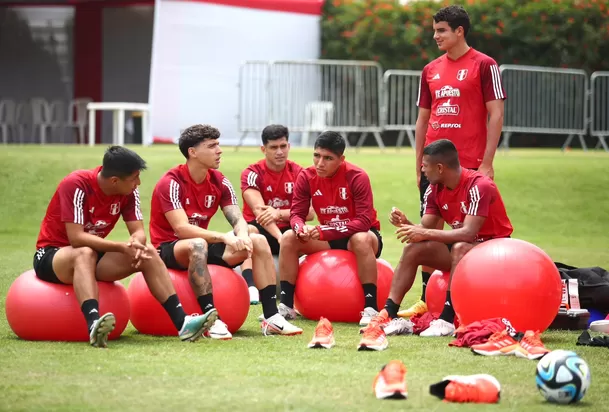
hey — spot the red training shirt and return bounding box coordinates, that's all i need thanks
[423,168,513,242]
[36,166,142,249]
[149,164,238,247]
[417,48,506,169]
[289,161,380,241]
[240,159,304,229]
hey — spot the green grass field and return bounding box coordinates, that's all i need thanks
[0,145,608,411]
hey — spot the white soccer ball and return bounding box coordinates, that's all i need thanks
[535,350,591,404]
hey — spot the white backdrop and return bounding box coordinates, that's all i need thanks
[148,0,321,146]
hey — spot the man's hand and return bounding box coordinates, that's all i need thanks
[296,224,317,243]
[478,163,494,180]
[389,207,408,227]
[396,224,427,244]
[224,233,253,257]
[125,238,150,268]
[256,205,281,227]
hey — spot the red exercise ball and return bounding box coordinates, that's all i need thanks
[127,266,249,335]
[294,250,393,323]
[5,270,129,341]
[451,238,562,332]
[425,270,450,314]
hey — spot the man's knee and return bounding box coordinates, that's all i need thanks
[280,230,298,248]
[248,224,260,235]
[73,246,98,262]
[348,232,374,255]
[251,233,271,255]
[451,242,473,260]
[187,238,208,257]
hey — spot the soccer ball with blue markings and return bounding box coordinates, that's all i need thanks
[536,350,591,404]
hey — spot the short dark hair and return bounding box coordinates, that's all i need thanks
[423,139,460,169]
[100,146,147,179]
[433,5,470,37]
[314,131,346,156]
[178,124,221,159]
[261,124,289,145]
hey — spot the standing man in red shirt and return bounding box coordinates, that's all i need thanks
[388,139,513,337]
[150,124,302,339]
[278,131,383,328]
[239,124,313,304]
[33,146,217,348]
[403,5,507,319]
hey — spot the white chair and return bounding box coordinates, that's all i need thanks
[301,101,334,147]
[66,97,92,144]
[30,98,65,144]
[0,99,17,144]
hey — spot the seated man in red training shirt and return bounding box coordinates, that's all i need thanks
[239,124,314,304]
[278,131,383,327]
[150,124,302,340]
[33,146,217,348]
[386,139,513,337]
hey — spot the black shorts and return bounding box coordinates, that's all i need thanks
[157,240,242,270]
[328,227,384,258]
[419,169,478,217]
[33,246,105,284]
[248,221,290,255]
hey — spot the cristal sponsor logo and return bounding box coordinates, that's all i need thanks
[435,85,461,98]
[269,198,290,208]
[436,99,460,116]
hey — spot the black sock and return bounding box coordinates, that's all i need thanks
[81,299,100,331]
[362,283,378,311]
[242,269,255,287]
[421,271,432,302]
[197,294,216,315]
[260,285,279,319]
[383,298,400,319]
[279,281,295,308]
[162,294,187,331]
[439,291,455,323]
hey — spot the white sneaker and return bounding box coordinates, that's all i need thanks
[420,319,456,337]
[89,312,116,348]
[205,319,232,340]
[384,318,414,336]
[278,303,298,320]
[359,307,379,327]
[248,286,260,305]
[261,313,303,336]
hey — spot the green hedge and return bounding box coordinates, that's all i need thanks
[321,0,609,72]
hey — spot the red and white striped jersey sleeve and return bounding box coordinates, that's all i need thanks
[480,58,506,102]
[240,165,262,193]
[157,176,184,213]
[220,177,239,207]
[58,177,88,225]
[466,178,493,217]
[121,188,144,221]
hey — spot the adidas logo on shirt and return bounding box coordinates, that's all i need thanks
[313,190,323,196]
[432,73,440,80]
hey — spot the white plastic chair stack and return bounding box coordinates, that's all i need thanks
[301,101,334,147]
[66,98,92,144]
[30,98,65,144]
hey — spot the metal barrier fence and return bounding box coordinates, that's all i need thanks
[499,65,589,150]
[590,71,609,151]
[237,60,385,149]
[382,70,421,150]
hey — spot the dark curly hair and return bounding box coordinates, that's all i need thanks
[178,124,221,159]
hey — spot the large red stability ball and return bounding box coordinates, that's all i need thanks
[451,238,562,332]
[426,270,450,314]
[5,270,129,341]
[127,266,249,335]
[294,250,393,323]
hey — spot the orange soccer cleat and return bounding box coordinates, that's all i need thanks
[308,317,335,349]
[359,308,390,334]
[358,325,388,351]
[516,330,550,360]
[430,374,501,404]
[373,360,408,399]
[471,330,522,357]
